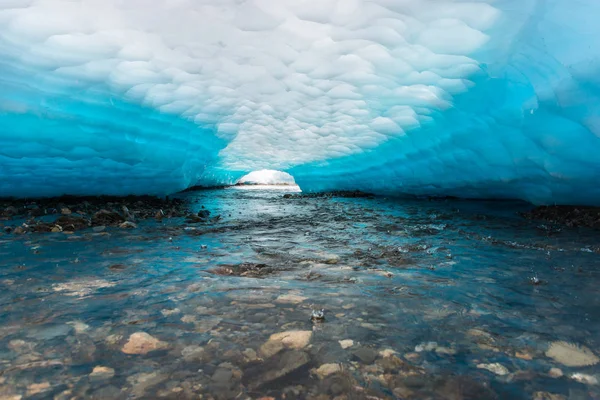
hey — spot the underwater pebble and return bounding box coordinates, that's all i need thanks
[533,392,566,400]
[378,349,396,358]
[121,332,168,355]
[259,330,312,358]
[339,339,354,349]
[570,373,599,385]
[477,362,509,376]
[275,294,307,304]
[313,363,342,379]
[545,341,599,367]
[90,366,115,380]
[415,342,438,352]
[548,368,563,378]
[26,382,51,396]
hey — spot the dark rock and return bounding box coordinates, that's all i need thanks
[92,210,125,226]
[352,347,378,364]
[198,209,211,219]
[3,226,13,234]
[522,205,600,229]
[208,263,275,278]
[55,216,90,232]
[3,206,19,217]
[243,350,311,390]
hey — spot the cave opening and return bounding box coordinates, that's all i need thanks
[235,169,300,190]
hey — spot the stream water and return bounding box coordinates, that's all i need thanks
[1,186,599,399]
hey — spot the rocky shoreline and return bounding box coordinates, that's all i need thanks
[0,195,189,235]
[521,205,600,229]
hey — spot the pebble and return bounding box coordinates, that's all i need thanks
[533,392,567,400]
[314,363,342,379]
[119,221,137,229]
[515,351,533,360]
[352,347,378,364]
[275,294,307,304]
[570,373,599,385]
[259,330,313,358]
[181,345,205,362]
[548,368,563,378]
[339,340,354,350]
[26,382,51,396]
[90,366,115,380]
[378,349,396,358]
[477,362,509,376]
[415,342,438,352]
[121,332,168,355]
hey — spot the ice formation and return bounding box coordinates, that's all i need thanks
[238,170,296,185]
[1,0,599,204]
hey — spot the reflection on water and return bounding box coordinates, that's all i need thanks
[1,188,599,399]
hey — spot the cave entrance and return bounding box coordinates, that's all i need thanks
[235,170,300,190]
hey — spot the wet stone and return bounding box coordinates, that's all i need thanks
[121,332,168,355]
[243,350,311,390]
[352,347,378,364]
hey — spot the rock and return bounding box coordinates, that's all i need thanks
[92,210,125,226]
[533,392,567,400]
[244,350,310,390]
[515,351,533,360]
[61,208,72,215]
[121,332,168,355]
[339,340,354,350]
[415,342,438,352]
[570,373,599,385]
[26,382,51,396]
[119,221,137,229]
[548,368,563,378]
[314,363,342,379]
[197,209,211,219]
[379,349,396,358]
[3,226,13,233]
[352,347,378,364]
[275,294,307,304]
[545,341,599,367]
[435,346,457,355]
[51,226,62,233]
[56,215,90,231]
[67,321,90,334]
[4,206,19,217]
[181,345,205,362]
[13,226,25,235]
[90,366,115,380]
[477,363,509,376]
[259,330,312,358]
[242,348,259,362]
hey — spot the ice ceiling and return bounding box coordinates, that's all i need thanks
[1,0,600,204]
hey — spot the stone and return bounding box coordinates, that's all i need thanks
[415,342,438,352]
[13,226,25,235]
[314,363,342,379]
[259,330,312,358]
[548,368,563,378]
[533,392,567,400]
[545,341,599,367]
[352,347,378,364]
[61,208,72,215]
[67,321,90,334]
[181,345,205,362]
[26,382,51,396]
[275,294,307,304]
[121,332,168,355]
[90,366,115,380]
[570,373,599,385]
[477,363,509,376]
[379,349,396,358]
[515,351,533,360]
[119,221,137,229]
[339,340,354,350]
[244,350,310,390]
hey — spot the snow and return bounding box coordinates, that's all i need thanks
[0,0,599,204]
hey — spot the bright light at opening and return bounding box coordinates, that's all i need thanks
[237,170,297,185]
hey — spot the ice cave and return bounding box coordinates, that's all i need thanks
[1,1,600,399]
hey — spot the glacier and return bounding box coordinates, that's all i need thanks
[1,0,600,204]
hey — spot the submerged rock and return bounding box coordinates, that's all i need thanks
[121,332,168,355]
[545,341,599,367]
[313,363,342,379]
[244,350,311,390]
[259,330,312,358]
[90,366,115,380]
[339,340,354,350]
[477,363,509,375]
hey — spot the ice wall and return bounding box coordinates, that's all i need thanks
[1,0,599,203]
